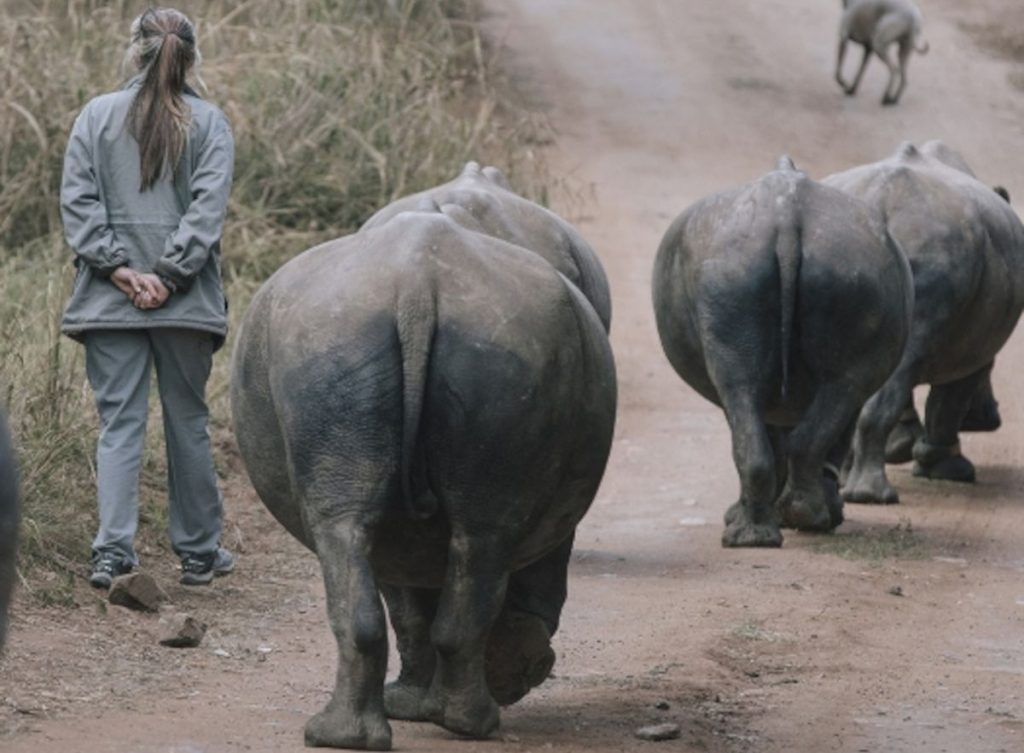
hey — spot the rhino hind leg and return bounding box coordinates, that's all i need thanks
[305,508,392,751]
[843,365,916,505]
[421,529,508,738]
[484,535,572,705]
[725,426,787,528]
[884,403,923,464]
[959,366,1001,432]
[777,383,860,533]
[912,370,988,483]
[381,585,439,722]
[720,398,783,548]
[485,608,555,706]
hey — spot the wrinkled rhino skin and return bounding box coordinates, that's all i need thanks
[826,142,1024,504]
[0,411,19,651]
[653,158,912,547]
[231,190,616,749]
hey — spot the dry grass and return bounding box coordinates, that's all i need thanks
[0,0,552,600]
[811,518,927,562]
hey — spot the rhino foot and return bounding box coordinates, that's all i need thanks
[721,520,783,548]
[723,501,742,527]
[912,454,975,483]
[304,703,392,750]
[423,686,500,739]
[778,495,830,532]
[778,481,841,533]
[823,475,845,529]
[885,420,922,464]
[485,609,555,706]
[840,467,899,505]
[383,680,430,721]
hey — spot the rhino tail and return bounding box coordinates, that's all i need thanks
[775,219,801,399]
[396,277,438,520]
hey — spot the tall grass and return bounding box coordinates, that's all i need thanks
[0,0,551,600]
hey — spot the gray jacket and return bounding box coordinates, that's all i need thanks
[60,79,234,349]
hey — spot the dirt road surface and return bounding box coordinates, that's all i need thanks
[3,1,1024,751]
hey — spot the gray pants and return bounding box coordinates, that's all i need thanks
[85,329,222,564]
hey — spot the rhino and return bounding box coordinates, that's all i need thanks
[359,162,613,718]
[826,142,1024,504]
[883,143,1010,462]
[652,157,913,547]
[0,411,18,651]
[231,173,616,749]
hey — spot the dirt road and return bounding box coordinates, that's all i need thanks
[3,1,1024,751]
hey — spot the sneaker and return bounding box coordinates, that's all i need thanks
[89,551,133,590]
[180,547,235,586]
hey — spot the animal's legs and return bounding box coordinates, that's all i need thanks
[835,37,850,90]
[876,46,901,104]
[843,364,917,504]
[885,401,923,463]
[423,529,509,737]
[720,395,783,548]
[381,585,439,721]
[485,535,571,705]
[913,367,990,482]
[777,381,862,532]
[725,426,786,527]
[846,45,872,95]
[888,39,913,104]
[305,512,392,751]
[960,362,1001,432]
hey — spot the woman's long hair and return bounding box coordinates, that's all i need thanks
[124,8,199,191]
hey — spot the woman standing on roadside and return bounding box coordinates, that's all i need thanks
[60,8,235,588]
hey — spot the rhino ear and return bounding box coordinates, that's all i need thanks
[483,166,512,190]
[994,186,1011,204]
[776,155,797,171]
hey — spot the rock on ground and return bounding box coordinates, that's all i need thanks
[158,613,207,648]
[107,572,168,612]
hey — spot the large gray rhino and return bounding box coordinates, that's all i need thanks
[231,176,616,749]
[883,142,1008,462]
[826,142,1024,504]
[0,411,18,651]
[653,158,912,547]
[359,162,612,719]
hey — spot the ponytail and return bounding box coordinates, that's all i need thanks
[124,8,199,191]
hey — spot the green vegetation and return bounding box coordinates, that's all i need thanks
[0,0,550,601]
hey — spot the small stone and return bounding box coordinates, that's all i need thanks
[635,722,682,741]
[158,613,207,648]
[888,585,904,597]
[108,572,169,612]
[655,700,671,710]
